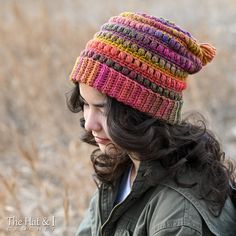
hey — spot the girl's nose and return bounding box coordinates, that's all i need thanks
[84,110,102,133]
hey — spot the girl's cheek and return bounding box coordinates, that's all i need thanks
[83,106,89,119]
[103,121,111,138]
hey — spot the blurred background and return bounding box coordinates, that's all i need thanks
[0,0,236,235]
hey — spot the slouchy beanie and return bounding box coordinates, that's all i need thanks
[70,12,216,124]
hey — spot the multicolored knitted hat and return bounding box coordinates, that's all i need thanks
[70,12,216,124]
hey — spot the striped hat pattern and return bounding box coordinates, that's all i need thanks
[70,12,216,124]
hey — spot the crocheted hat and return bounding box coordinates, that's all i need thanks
[70,12,216,124]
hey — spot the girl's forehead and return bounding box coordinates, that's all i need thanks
[79,83,106,100]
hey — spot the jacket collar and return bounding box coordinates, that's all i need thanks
[128,159,225,217]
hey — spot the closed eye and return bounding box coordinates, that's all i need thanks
[79,95,107,108]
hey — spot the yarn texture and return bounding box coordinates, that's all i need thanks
[70,12,216,124]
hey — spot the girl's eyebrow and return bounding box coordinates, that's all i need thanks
[80,95,107,108]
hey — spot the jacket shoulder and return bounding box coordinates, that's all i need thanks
[75,190,100,236]
[152,182,236,236]
[147,185,203,235]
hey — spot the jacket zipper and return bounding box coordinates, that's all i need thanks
[100,195,131,236]
[99,165,135,235]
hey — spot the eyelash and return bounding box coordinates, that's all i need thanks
[81,102,106,115]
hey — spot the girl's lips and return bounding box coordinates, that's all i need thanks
[94,136,110,145]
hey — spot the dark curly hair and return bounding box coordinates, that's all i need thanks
[67,83,235,212]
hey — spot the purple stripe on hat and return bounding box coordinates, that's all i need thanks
[138,13,193,38]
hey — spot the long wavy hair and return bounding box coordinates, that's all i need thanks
[67,83,235,212]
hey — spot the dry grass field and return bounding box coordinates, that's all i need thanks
[0,0,236,235]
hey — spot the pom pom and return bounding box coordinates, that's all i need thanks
[200,43,216,66]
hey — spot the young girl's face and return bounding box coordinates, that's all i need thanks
[79,83,112,153]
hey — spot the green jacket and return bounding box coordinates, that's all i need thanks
[75,161,236,236]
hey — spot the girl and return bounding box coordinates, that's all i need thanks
[68,12,236,235]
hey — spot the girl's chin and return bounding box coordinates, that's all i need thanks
[98,143,106,153]
[98,143,118,155]
[98,143,112,153]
